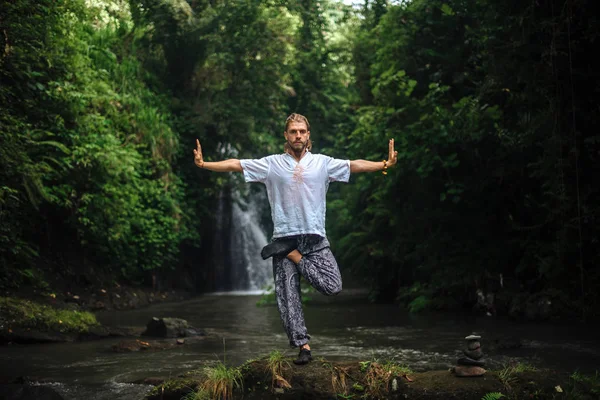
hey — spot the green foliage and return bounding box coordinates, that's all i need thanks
[266,350,292,391]
[498,362,537,390]
[256,285,277,307]
[481,393,505,400]
[176,362,243,400]
[257,279,314,307]
[570,371,600,396]
[362,360,411,399]
[359,361,370,373]
[0,297,98,333]
[1,0,194,282]
[408,295,431,314]
[1,0,598,315]
[326,0,600,317]
[351,382,364,392]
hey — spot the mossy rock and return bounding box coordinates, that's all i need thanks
[0,297,99,343]
[143,357,599,400]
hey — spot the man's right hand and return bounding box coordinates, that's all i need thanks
[193,139,204,168]
[193,139,243,172]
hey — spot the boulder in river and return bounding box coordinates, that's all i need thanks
[142,317,190,338]
[112,339,153,352]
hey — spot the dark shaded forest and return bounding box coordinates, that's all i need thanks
[1,0,598,320]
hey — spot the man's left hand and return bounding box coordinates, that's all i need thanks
[388,139,398,166]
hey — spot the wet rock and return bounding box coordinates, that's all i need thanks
[1,328,77,344]
[83,325,111,338]
[142,317,189,338]
[457,357,486,367]
[176,338,185,345]
[11,376,55,384]
[80,325,137,340]
[184,328,206,337]
[133,377,166,386]
[64,294,81,304]
[467,341,481,350]
[453,365,486,377]
[0,384,65,400]
[122,291,143,309]
[465,334,481,340]
[463,348,483,359]
[90,301,106,310]
[111,339,152,352]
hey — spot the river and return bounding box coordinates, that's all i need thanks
[1,290,599,399]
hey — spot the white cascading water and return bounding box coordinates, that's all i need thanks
[228,188,272,291]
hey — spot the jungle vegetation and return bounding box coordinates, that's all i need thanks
[1,0,597,319]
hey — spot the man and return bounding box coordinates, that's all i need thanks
[193,113,397,364]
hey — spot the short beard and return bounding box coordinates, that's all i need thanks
[286,139,307,156]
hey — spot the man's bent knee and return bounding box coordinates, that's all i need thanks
[325,282,342,296]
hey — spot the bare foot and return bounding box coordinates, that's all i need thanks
[286,249,303,264]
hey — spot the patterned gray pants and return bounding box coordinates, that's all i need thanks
[272,235,342,348]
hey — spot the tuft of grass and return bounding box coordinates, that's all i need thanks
[497,362,536,390]
[321,359,355,396]
[0,296,98,333]
[331,365,351,395]
[266,350,292,390]
[181,387,211,400]
[195,362,243,400]
[362,360,413,399]
[570,370,600,396]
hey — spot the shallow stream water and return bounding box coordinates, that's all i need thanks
[1,290,599,399]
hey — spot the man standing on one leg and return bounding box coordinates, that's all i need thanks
[193,113,397,364]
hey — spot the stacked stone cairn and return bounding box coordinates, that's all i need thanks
[453,334,486,377]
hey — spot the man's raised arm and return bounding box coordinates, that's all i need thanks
[193,139,243,172]
[350,139,398,173]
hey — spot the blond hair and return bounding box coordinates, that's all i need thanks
[284,113,312,152]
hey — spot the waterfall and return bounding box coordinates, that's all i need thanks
[229,189,272,291]
[211,186,272,292]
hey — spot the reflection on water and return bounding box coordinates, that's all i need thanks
[1,291,599,399]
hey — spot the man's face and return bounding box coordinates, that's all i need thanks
[284,122,310,152]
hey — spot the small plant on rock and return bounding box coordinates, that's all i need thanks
[363,361,412,399]
[196,362,242,400]
[321,360,355,396]
[570,370,600,396]
[498,361,536,390]
[266,350,292,391]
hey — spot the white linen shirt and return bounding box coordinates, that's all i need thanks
[240,152,350,239]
